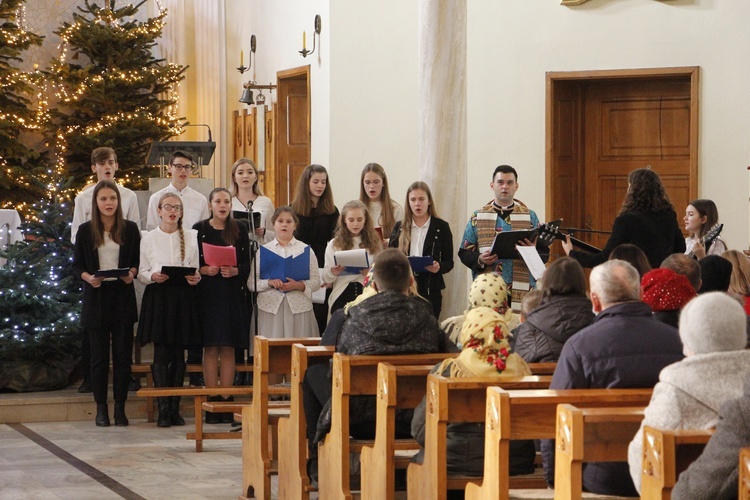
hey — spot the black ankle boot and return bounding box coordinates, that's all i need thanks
[114,402,129,426]
[157,397,171,427]
[95,403,110,427]
[170,396,185,426]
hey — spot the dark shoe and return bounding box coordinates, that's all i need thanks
[233,372,245,386]
[78,380,92,393]
[189,373,204,387]
[157,397,171,427]
[128,376,141,392]
[306,458,319,487]
[170,396,185,426]
[114,402,129,426]
[205,395,222,424]
[95,403,110,427]
[220,395,235,424]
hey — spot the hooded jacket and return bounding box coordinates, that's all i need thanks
[628,350,750,492]
[512,294,594,363]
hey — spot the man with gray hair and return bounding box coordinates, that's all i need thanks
[541,259,684,497]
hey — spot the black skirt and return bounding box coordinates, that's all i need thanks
[137,282,201,347]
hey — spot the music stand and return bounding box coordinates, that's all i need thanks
[146,141,216,177]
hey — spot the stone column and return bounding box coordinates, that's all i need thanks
[418,0,467,319]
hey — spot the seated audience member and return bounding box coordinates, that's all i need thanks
[698,254,732,293]
[670,375,750,500]
[513,257,594,363]
[609,243,652,278]
[302,249,452,483]
[542,259,684,497]
[517,289,542,324]
[661,252,702,291]
[411,306,535,483]
[722,249,750,314]
[442,272,515,346]
[628,292,750,493]
[640,268,697,328]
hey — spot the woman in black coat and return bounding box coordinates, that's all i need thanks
[73,180,140,427]
[389,181,454,318]
[563,168,685,269]
[512,257,594,363]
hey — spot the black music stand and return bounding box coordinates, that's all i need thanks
[146,141,216,177]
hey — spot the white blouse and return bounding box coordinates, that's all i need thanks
[322,236,374,314]
[248,237,321,315]
[684,235,727,258]
[138,227,199,285]
[232,195,276,244]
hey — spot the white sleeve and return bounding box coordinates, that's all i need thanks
[305,247,322,294]
[322,240,337,284]
[70,194,86,244]
[146,193,159,231]
[138,232,156,284]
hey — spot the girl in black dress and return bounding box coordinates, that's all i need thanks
[73,180,140,427]
[389,181,454,318]
[291,164,339,332]
[194,188,250,419]
[138,193,202,427]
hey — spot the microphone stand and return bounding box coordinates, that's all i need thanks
[246,200,260,350]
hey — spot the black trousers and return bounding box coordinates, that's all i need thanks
[415,274,442,319]
[301,364,331,457]
[87,285,134,404]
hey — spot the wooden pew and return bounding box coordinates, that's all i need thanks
[741,447,750,500]
[131,362,253,423]
[240,336,321,500]
[135,385,252,451]
[553,403,645,500]
[407,375,553,500]
[640,426,714,500]
[278,344,335,500]
[528,362,556,376]
[317,352,457,500]
[463,387,654,500]
[359,363,444,500]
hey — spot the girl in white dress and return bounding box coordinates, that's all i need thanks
[359,163,404,242]
[323,200,382,317]
[248,206,321,338]
[683,199,726,260]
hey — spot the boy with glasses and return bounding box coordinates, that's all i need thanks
[146,151,209,231]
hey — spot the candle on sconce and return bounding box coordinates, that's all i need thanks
[240,50,244,67]
[303,31,306,51]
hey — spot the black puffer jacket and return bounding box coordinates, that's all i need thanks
[314,290,448,443]
[512,295,594,363]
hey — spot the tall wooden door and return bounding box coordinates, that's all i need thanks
[275,66,310,206]
[547,68,699,253]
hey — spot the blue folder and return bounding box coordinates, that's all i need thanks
[259,246,311,281]
[408,256,434,273]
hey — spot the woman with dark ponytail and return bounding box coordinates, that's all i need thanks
[138,193,202,427]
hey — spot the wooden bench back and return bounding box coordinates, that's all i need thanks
[640,426,714,500]
[464,387,653,500]
[408,374,553,500]
[528,362,556,376]
[741,447,750,500]
[241,336,320,500]
[318,351,456,500]
[278,344,336,500]
[554,403,645,500]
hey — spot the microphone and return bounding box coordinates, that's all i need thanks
[247,199,254,211]
[182,123,213,143]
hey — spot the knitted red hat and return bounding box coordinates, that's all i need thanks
[641,268,697,312]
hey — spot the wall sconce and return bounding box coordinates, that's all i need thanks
[237,34,256,75]
[239,80,277,106]
[299,15,322,58]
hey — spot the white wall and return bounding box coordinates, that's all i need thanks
[467,0,750,249]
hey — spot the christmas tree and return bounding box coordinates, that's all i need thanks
[43,0,187,192]
[0,181,82,392]
[0,0,48,213]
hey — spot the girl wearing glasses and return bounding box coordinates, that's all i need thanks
[138,193,202,428]
[73,180,141,427]
[248,206,322,338]
[360,163,404,242]
[194,188,251,422]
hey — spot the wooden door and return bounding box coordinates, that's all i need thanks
[546,68,698,253]
[583,79,692,248]
[275,66,311,206]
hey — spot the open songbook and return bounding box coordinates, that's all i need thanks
[259,246,311,281]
